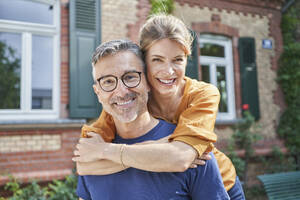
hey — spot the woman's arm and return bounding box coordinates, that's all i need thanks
[73,133,198,172]
[108,141,198,172]
[169,80,220,156]
[81,110,116,142]
[76,135,170,175]
[77,160,128,175]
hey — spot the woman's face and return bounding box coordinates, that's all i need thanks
[145,38,187,96]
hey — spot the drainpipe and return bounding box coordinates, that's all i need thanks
[282,0,295,13]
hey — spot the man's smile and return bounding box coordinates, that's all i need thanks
[113,97,136,109]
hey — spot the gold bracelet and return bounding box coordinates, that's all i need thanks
[120,144,126,169]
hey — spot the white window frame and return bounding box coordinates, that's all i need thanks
[0,0,60,120]
[199,34,236,121]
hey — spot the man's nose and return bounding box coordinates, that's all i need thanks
[114,80,129,96]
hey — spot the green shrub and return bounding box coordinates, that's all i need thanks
[277,1,300,170]
[229,109,262,186]
[277,105,300,159]
[227,142,245,179]
[1,174,77,200]
[277,43,300,106]
[46,174,77,200]
[149,0,174,15]
[4,176,47,200]
[262,147,297,174]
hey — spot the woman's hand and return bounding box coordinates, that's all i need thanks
[189,152,212,168]
[73,132,107,162]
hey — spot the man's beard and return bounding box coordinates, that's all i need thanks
[105,92,148,123]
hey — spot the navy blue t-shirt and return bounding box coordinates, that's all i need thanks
[77,120,229,200]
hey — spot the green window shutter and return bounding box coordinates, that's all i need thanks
[238,37,260,120]
[185,30,199,80]
[69,0,102,118]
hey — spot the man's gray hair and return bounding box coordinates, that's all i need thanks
[92,39,145,80]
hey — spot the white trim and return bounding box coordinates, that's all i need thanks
[32,0,56,5]
[210,63,217,85]
[0,20,57,35]
[52,7,61,119]
[0,0,60,120]
[0,113,59,121]
[24,32,32,112]
[199,35,236,121]
[52,0,60,28]
[20,33,26,110]
[224,40,236,120]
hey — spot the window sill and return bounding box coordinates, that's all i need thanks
[215,118,242,125]
[0,119,86,131]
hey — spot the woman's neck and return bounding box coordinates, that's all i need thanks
[149,79,186,119]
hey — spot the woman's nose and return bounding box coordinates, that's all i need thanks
[163,62,175,75]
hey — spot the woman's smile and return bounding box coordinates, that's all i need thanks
[146,38,187,96]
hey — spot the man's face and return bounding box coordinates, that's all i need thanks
[93,51,150,123]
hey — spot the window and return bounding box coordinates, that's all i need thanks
[0,0,60,120]
[199,34,236,121]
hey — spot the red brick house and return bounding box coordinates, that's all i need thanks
[0,0,288,186]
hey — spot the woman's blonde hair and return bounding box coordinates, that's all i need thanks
[139,14,193,56]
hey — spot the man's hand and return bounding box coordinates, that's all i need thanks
[73,132,107,162]
[189,152,212,168]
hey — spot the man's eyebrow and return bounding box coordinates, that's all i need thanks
[97,74,113,81]
[124,69,140,73]
[98,70,139,79]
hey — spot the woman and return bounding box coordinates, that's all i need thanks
[78,14,245,199]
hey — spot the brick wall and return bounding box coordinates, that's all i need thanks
[0,128,79,185]
[101,0,139,42]
[0,134,61,153]
[127,0,151,43]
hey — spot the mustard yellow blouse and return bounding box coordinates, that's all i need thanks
[81,77,236,190]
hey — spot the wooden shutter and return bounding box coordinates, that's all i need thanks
[238,37,260,120]
[185,30,199,80]
[69,0,102,118]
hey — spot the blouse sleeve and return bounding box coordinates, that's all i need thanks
[169,82,220,156]
[81,110,116,142]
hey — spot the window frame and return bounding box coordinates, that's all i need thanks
[199,34,236,121]
[0,0,60,120]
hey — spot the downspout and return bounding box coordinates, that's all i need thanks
[281,0,295,13]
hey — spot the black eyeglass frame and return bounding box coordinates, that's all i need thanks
[96,71,142,92]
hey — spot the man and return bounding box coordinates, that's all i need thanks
[74,39,229,200]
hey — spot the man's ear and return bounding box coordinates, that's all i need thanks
[93,84,102,103]
[146,83,150,93]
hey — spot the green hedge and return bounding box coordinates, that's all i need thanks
[0,174,77,200]
[149,0,174,15]
[277,1,300,168]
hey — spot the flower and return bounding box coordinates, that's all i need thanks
[242,104,249,110]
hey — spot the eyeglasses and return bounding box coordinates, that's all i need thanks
[97,71,142,92]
